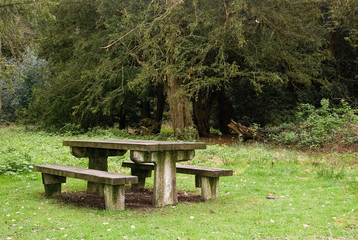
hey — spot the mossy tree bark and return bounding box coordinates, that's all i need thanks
[166,74,196,136]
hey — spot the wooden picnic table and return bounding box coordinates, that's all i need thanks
[62,139,206,207]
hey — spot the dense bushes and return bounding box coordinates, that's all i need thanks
[1,51,47,124]
[269,99,358,147]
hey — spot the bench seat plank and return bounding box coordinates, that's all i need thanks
[176,165,233,177]
[35,164,137,185]
[35,164,138,210]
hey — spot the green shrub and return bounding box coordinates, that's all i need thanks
[172,126,199,141]
[270,99,358,147]
[271,131,298,144]
[59,123,85,135]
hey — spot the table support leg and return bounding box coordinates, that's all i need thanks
[130,150,194,208]
[153,153,178,207]
[87,156,108,196]
[69,147,127,197]
[131,168,152,189]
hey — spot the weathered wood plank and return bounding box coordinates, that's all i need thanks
[70,147,127,158]
[63,139,206,152]
[34,165,138,185]
[177,165,233,177]
[130,150,195,163]
[121,161,233,178]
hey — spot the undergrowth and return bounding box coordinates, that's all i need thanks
[268,99,358,148]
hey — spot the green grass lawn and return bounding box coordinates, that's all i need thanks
[1,126,357,239]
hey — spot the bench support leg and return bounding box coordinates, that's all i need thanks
[103,185,125,210]
[42,173,66,197]
[197,176,219,201]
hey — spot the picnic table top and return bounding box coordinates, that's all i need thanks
[63,139,206,152]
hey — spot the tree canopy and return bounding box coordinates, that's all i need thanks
[1,0,357,137]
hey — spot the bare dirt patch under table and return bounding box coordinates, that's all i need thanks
[55,188,202,210]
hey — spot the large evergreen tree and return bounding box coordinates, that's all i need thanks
[27,0,357,134]
[101,0,244,136]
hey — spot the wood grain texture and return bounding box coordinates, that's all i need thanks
[63,139,206,152]
[121,161,233,177]
[35,165,138,185]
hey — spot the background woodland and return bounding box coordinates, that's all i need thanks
[1,0,357,141]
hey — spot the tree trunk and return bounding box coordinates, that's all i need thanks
[228,120,263,141]
[218,88,233,134]
[155,83,165,123]
[0,38,2,122]
[193,100,210,137]
[193,90,217,137]
[0,83,2,122]
[166,74,196,136]
[152,82,165,134]
[163,0,196,137]
[119,111,126,129]
[141,100,151,119]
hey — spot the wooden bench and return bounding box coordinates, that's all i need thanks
[121,161,233,201]
[34,164,138,210]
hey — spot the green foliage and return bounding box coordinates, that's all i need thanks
[171,126,198,141]
[59,123,85,136]
[1,50,47,123]
[0,58,17,81]
[270,99,358,147]
[329,0,358,48]
[223,0,335,126]
[10,0,358,134]
[240,0,330,88]
[0,147,34,174]
[27,0,146,129]
[0,135,33,174]
[0,0,54,76]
